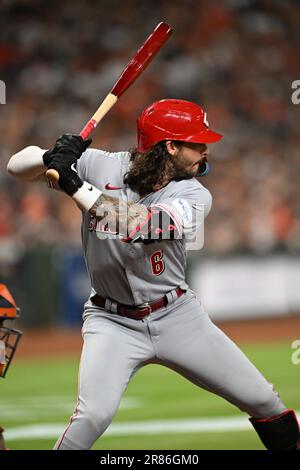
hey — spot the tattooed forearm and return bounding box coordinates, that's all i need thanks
[89,194,149,235]
[89,194,116,216]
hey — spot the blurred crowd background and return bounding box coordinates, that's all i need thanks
[0,0,299,325]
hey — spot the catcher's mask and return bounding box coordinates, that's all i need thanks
[0,284,22,378]
[137,99,223,176]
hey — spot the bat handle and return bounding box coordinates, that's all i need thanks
[46,94,118,183]
[80,119,98,140]
[46,168,60,182]
[80,94,118,140]
[46,119,98,182]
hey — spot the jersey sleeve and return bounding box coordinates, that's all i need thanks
[124,180,212,244]
[76,148,98,181]
[76,148,130,188]
[152,181,212,241]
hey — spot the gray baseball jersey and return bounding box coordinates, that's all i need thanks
[77,148,212,306]
[54,148,286,450]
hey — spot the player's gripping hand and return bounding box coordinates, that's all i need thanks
[43,133,92,167]
[48,156,84,196]
[43,134,92,195]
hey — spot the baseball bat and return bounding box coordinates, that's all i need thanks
[46,22,172,182]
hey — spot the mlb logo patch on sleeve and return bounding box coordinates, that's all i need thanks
[171,198,193,224]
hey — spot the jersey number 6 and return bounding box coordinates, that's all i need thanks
[150,250,165,276]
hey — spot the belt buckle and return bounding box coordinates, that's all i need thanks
[137,302,152,315]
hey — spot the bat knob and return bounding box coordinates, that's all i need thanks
[46,168,60,182]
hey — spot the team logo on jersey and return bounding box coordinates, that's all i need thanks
[105,183,122,190]
[88,215,97,232]
[203,112,209,127]
[171,198,193,224]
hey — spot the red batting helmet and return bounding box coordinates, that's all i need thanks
[137,99,223,153]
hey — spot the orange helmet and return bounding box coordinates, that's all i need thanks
[0,284,19,320]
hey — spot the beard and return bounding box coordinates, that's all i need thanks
[171,152,208,180]
[170,157,195,180]
[170,153,202,180]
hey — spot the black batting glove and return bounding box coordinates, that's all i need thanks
[48,158,83,196]
[43,134,92,167]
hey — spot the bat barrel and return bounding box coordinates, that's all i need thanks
[45,22,172,184]
[111,22,172,98]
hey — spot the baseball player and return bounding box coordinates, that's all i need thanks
[8,99,300,450]
[0,283,23,450]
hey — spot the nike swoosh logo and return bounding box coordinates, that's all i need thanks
[71,162,77,173]
[88,186,93,191]
[105,183,122,190]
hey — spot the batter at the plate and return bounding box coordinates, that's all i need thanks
[8,99,300,450]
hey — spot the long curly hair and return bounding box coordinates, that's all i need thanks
[124,141,178,197]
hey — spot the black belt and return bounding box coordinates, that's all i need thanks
[91,288,185,320]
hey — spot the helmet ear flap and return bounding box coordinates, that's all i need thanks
[197,160,210,177]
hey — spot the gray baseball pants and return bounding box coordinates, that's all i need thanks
[54,290,285,450]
